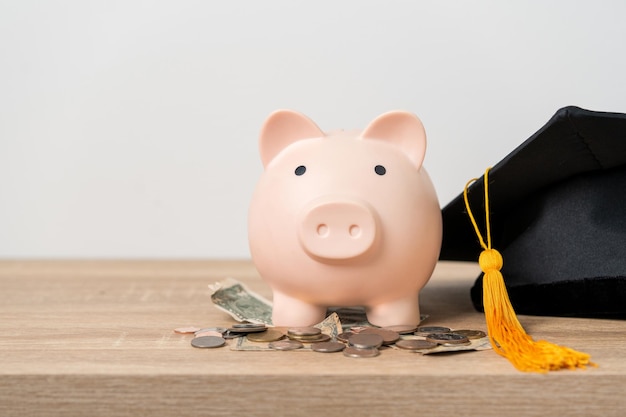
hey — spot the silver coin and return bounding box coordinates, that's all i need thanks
[311,341,346,353]
[425,332,470,345]
[190,336,226,349]
[227,325,268,334]
[269,340,304,351]
[343,346,380,358]
[361,327,400,345]
[232,323,267,329]
[222,330,244,339]
[287,326,321,337]
[415,326,451,335]
[194,327,227,335]
[452,329,487,340]
[395,339,438,350]
[348,333,384,349]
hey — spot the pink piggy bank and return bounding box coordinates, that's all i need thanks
[248,110,442,327]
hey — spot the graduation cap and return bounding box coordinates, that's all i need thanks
[440,105,626,371]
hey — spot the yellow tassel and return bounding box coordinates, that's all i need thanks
[463,168,595,372]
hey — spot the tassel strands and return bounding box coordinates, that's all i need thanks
[463,168,594,372]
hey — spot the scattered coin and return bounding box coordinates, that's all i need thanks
[195,330,224,338]
[425,332,470,345]
[311,341,346,353]
[191,336,226,349]
[361,327,400,345]
[349,326,370,334]
[287,327,321,337]
[269,340,304,351]
[415,326,451,335]
[195,327,227,335]
[247,329,285,343]
[222,330,245,339]
[174,326,201,334]
[232,323,267,329]
[227,325,268,334]
[452,329,487,340]
[395,339,438,351]
[337,332,354,343]
[343,347,380,358]
[348,333,384,349]
[382,324,418,334]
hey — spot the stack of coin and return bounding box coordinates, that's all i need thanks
[286,327,331,343]
[344,333,384,358]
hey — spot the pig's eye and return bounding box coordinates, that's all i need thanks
[294,165,307,176]
[374,165,386,175]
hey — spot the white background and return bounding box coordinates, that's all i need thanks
[2,0,626,259]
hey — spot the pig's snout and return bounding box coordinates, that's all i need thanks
[298,198,378,261]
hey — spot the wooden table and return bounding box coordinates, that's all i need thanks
[1,260,624,417]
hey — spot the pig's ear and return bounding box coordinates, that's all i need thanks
[360,111,427,169]
[258,110,324,167]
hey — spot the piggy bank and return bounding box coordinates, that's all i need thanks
[248,110,442,327]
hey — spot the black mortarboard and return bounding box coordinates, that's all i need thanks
[440,106,626,319]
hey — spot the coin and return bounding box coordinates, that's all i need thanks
[452,329,487,340]
[395,339,438,350]
[222,330,244,339]
[174,326,201,334]
[246,329,285,343]
[269,340,304,351]
[195,327,227,335]
[337,332,354,343]
[194,330,224,338]
[227,325,268,334]
[348,333,384,349]
[311,341,346,353]
[425,332,470,345]
[191,336,226,349]
[232,323,267,329]
[415,326,451,335]
[361,327,400,345]
[287,327,321,337]
[382,325,418,334]
[343,347,380,358]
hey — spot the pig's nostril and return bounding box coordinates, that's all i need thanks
[349,225,361,238]
[317,224,329,237]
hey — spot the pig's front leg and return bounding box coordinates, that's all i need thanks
[271,290,327,327]
[366,294,421,327]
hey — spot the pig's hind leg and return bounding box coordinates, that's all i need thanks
[365,295,421,327]
[271,290,327,327]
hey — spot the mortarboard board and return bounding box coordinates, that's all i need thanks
[440,105,626,319]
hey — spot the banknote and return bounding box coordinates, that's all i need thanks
[208,278,273,325]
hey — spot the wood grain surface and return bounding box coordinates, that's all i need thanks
[0,260,624,417]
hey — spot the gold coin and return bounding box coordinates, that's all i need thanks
[287,326,321,337]
[247,329,285,343]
